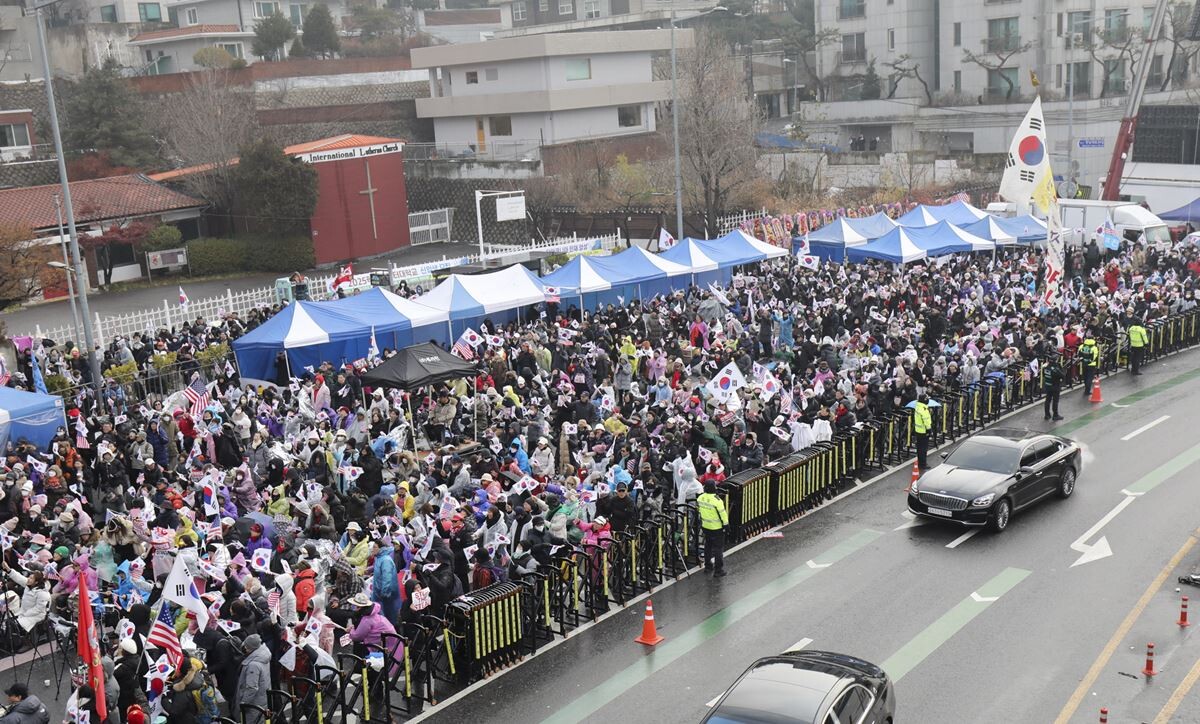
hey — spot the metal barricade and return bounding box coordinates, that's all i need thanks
[766,452,807,525]
[447,582,525,683]
[719,467,773,543]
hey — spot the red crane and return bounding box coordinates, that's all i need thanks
[1100,0,1172,200]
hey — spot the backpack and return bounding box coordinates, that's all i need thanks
[192,670,221,724]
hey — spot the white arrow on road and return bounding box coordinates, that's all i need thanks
[806,560,831,569]
[1070,495,1137,567]
[971,592,1000,603]
[1111,402,1131,408]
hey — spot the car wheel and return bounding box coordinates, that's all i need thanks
[1058,467,1077,499]
[989,499,1011,533]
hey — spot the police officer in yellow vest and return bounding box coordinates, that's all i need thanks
[698,481,729,577]
[1079,337,1100,395]
[913,393,932,470]
[1128,320,1149,376]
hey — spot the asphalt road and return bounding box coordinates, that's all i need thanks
[412,347,1200,724]
[1,241,477,338]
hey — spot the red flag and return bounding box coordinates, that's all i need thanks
[333,264,353,289]
[77,575,107,715]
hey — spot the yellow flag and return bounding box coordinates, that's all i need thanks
[1030,162,1057,215]
[1030,70,1040,88]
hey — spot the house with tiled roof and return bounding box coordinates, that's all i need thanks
[0,174,206,288]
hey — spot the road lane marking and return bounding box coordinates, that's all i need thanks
[805,559,831,569]
[881,567,1030,682]
[894,511,927,531]
[1053,530,1200,724]
[945,529,980,548]
[1121,414,1171,440]
[784,637,814,653]
[538,529,882,724]
[1057,365,1200,436]
[705,694,722,707]
[1070,495,1137,567]
[1152,650,1200,724]
[1124,441,1200,495]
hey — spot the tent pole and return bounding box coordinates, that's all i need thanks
[407,391,418,457]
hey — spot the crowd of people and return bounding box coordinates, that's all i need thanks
[0,229,1197,724]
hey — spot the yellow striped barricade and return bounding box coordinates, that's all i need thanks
[548,548,586,633]
[447,582,525,684]
[766,452,809,525]
[719,467,773,543]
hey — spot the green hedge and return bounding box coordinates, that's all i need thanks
[187,235,314,276]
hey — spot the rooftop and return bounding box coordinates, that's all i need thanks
[410,28,687,68]
[0,174,206,231]
[149,135,406,182]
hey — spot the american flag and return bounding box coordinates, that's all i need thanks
[267,589,281,613]
[780,387,794,415]
[183,375,210,418]
[147,603,182,667]
[451,333,476,360]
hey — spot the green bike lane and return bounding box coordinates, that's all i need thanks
[414,347,1200,724]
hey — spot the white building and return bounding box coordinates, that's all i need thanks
[815,0,1186,104]
[411,29,689,158]
[129,0,358,73]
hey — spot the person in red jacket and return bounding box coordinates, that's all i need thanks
[175,410,197,455]
[293,560,318,617]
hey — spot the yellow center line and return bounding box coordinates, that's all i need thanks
[1054,529,1200,724]
[1153,652,1200,724]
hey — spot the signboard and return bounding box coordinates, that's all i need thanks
[495,195,526,222]
[294,142,403,165]
[147,248,188,270]
[1078,138,1105,148]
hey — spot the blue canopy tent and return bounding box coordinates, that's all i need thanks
[607,246,693,297]
[794,218,870,262]
[959,217,1017,245]
[541,255,614,310]
[896,204,940,227]
[658,238,730,288]
[695,230,789,268]
[993,214,1048,243]
[846,212,899,239]
[1157,198,1200,222]
[0,387,65,451]
[416,265,548,338]
[903,221,995,255]
[233,302,378,381]
[845,228,929,264]
[928,199,990,225]
[325,287,449,347]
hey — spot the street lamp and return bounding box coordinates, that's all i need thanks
[51,193,83,349]
[670,4,726,242]
[783,57,797,115]
[29,0,102,395]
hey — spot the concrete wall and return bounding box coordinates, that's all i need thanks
[758,150,977,191]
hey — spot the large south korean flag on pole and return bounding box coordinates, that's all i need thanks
[999,97,1047,215]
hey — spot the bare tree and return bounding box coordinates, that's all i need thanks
[158,71,258,218]
[884,54,933,105]
[1159,2,1198,91]
[672,30,763,232]
[783,26,840,101]
[1085,20,1144,98]
[962,40,1035,101]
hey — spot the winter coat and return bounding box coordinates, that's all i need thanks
[6,570,50,632]
[235,636,271,724]
[0,695,49,724]
[350,602,404,673]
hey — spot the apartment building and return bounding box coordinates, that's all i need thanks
[816,0,1183,104]
[411,29,689,158]
[489,0,713,37]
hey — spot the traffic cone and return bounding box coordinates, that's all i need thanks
[634,599,665,646]
[1089,377,1103,403]
[906,460,920,493]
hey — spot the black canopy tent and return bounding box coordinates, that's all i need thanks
[360,342,478,389]
[360,342,479,452]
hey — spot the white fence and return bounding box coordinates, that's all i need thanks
[716,208,769,236]
[23,231,625,347]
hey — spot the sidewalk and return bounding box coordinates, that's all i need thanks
[3,242,476,338]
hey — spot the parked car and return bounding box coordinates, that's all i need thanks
[702,649,895,724]
[907,428,1082,532]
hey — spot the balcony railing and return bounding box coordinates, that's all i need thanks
[983,35,1021,53]
[1104,77,1128,95]
[836,50,867,65]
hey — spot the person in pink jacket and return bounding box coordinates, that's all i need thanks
[349,599,404,673]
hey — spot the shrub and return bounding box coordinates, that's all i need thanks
[196,342,231,370]
[242,235,315,273]
[187,237,245,275]
[103,360,138,385]
[149,351,178,371]
[142,224,183,252]
[43,373,72,397]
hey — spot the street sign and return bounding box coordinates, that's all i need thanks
[1078,138,1105,148]
[495,195,526,222]
[147,248,188,270]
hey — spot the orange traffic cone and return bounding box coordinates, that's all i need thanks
[634,599,665,646]
[1089,377,1103,403]
[906,460,920,493]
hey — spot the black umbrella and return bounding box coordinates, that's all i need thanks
[359,342,478,390]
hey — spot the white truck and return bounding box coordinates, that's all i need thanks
[986,199,1171,250]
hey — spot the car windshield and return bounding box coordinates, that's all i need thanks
[1145,224,1171,244]
[944,440,1019,474]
